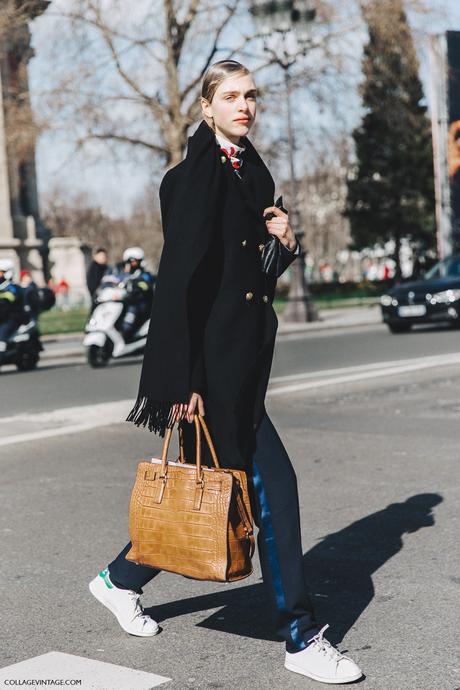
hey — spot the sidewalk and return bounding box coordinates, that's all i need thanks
[39,306,382,361]
[278,305,381,334]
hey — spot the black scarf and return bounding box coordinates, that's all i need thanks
[126,119,274,436]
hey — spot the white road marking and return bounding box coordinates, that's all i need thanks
[0,651,170,689]
[269,353,460,383]
[268,351,460,395]
[0,400,132,448]
[2,352,460,447]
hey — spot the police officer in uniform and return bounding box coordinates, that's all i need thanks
[119,247,154,341]
[0,259,24,355]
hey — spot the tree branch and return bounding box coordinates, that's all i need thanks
[47,8,167,50]
[83,1,168,126]
[176,0,202,54]
[80,132,168,156]
[181,2,238,108]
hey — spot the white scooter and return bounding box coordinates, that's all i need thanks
[83,274,150,368]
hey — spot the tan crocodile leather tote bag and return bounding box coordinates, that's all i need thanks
[126,413,255,582]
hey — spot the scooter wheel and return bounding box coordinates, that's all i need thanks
[88,344,110,368]
[16,351,39,371]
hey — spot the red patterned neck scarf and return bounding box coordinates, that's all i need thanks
[215,134,245,173]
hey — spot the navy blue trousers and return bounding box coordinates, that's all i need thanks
[0,319,20,343]
[108,411,319,652]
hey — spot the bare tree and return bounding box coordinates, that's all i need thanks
[30,0,453,270]
[0,1,37,34]
[34,0,358,167]
[42,184,164,268]
[297,136,352,268]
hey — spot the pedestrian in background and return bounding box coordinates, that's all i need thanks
[89,60,363,685]
[86,246,110,306]
[19,270,40,321]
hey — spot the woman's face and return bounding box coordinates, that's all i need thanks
[201,72,257,144]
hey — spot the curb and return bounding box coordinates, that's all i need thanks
[40,313,382,342]
[41,348,84,361]
[38,318,383,362]
[278,306,381,334]
[41,332,84,343]
[277,316,381,335]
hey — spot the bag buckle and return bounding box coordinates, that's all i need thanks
[154,475,167,504]
[192,477,205,511]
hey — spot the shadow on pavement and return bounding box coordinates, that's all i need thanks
[301,493,442,645]
[146,579,277,642]
[146,493,442,647]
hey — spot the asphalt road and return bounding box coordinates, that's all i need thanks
[1,323,459,689]
[3,321,460,415]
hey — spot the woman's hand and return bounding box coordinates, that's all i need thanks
[263,205,297,252]
[172,392,205,424]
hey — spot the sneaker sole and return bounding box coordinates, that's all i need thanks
[285,661,363,684]
[89,578,160,637]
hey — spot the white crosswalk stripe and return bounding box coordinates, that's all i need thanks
[0,651,170,689]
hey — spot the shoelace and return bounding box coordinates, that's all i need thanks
[306,624,346,664]
[128,591,152,626]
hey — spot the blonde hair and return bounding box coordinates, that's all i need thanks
[201,60,250,131]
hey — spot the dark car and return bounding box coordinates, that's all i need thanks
[380,254,460,333]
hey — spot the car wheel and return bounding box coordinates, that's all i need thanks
[388,323,411,334]
[88,344,110,368]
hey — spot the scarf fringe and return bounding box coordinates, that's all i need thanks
[126,396,180,436]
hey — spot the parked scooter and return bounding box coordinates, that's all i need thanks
[83,273,150,368]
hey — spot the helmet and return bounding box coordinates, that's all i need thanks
[0,258,15,287]
[123,247,145,263]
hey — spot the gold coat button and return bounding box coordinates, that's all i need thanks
[258,243,265,252]
[263,295,268,303]
[241,239,247,247]
[220,155,227,163]
[245,292,253,301]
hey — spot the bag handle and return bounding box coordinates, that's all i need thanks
[160,414,220,483]
[177,424,185,463]
[196,414,220,469]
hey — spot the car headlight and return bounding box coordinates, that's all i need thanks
[380,294,393,306]
[430,289,460,304]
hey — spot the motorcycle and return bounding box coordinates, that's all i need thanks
[0,318,43,371]
[83,274,150,368]
[0,286,55,372]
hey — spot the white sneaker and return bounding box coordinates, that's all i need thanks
[89,568,160,637]
[285,624,363,684]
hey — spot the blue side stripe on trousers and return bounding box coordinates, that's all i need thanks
[252,458,307,651]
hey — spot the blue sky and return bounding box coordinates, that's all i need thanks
[28,0,460,218]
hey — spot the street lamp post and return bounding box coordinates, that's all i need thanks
[249,0,319,322]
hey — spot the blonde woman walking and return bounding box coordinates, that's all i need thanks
[90,60,363,685]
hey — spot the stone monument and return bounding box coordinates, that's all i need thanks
[0,0,50,285]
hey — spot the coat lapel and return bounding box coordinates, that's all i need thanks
[221,140,275,226]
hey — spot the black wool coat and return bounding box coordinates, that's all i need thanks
[127,120,299,470]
